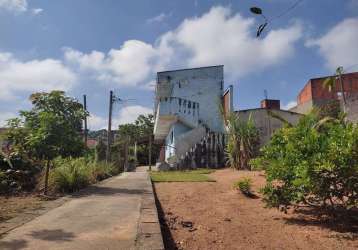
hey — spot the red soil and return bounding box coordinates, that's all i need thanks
[154,168,357,250]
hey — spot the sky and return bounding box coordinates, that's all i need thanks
[0,0,358,130]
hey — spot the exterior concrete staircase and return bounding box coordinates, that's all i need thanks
[176,125,226,170]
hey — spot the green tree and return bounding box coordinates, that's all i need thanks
[6,91,88,194]
[116,114,159,165]
[251,112,358,212]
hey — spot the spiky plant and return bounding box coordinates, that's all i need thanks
[225,113,259,170]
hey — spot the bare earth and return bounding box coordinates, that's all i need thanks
[154,168,358,250]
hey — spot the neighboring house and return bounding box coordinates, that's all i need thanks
[291,72,358,117]
[86,139,98,148]
[153,65,232,166]
[238,99,302,146]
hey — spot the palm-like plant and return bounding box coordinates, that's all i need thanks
[323,66,346,112]
[225,113,259,170]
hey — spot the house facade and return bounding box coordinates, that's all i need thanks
[153,65,231,166]
[291,72,358,117]
[237,99,302,146]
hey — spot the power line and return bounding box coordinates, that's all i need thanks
[271,0,305,22]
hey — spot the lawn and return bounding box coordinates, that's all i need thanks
[150,169,215,182]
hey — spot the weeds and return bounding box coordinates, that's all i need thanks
[233,178,254,197]
[49,157,119,193]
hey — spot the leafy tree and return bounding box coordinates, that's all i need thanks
[226,113,259,170]
[116,114,159,165]
[251,112,358,212]
[6,91,88,194]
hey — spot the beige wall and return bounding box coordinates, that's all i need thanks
[344,93,358,123]
[237,109,302,146]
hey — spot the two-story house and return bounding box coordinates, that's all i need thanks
[153,65,232,167]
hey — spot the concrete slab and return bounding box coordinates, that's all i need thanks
[0,168,163,250]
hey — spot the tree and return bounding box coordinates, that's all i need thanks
[116,114,159,165]
[251,112,358,212]
[6,91,88,194]
[226,113,260,170]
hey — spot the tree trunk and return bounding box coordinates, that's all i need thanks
[44,159,51,195]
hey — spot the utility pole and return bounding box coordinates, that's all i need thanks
[148,134,152,171]
[106,90,113,163]
[134,141,137,165]
[83,94,88,145]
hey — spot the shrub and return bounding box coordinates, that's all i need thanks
[49,157,119,193]
[233,178,252,196]
[226,113,259,170]
[50,157,90,193]
[251,112,358,212]
[88,161,117,181]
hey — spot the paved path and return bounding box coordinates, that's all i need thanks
[0,167,162,250]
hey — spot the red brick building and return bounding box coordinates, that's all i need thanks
[291,72,358,114]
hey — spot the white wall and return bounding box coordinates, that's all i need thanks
[157,66,224,133]
[164,122,191,161]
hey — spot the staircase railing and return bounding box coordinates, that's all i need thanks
[177,128,226,170]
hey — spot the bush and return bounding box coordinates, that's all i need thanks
[89,161,118,181]
[251,113,358,212]
[233,178,252,196]
[50,157,90,193]
[49,157,119,193]
[226,113,259,170]
[0,152,39,194]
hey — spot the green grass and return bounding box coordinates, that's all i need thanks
[150,169,216,182]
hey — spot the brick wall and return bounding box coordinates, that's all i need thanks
[297,81,312,105]
[297,72,358,110]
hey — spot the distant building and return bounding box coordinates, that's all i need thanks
[153,65,232,165]
[86,139,98,148]
[291,72,358,119]
[237,99,303,146]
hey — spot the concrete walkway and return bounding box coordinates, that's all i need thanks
[0,167,163,250]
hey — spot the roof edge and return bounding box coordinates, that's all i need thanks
[157,65,224,74]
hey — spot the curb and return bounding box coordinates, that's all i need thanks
[135,174,165,250]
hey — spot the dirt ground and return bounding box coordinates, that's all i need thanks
[0,194,45,222]
[0,194,67,236]
[154,168,358,250]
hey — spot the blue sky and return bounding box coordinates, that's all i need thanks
[0,0,358,129]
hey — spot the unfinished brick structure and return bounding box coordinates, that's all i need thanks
[291,72,358,114]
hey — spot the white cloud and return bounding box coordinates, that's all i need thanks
[0,0,44,15]
[0,111,16,127]
[0,52,77,100]
[306,17,358,71]
[87,113,107,130]
[65,6,302,89]
[86,105,153,130]
[0,0,27,12]
[169,6,302,78]
[117,105,152,125]
[282,101,297,110]
[146,12,171,24]
[64,40,160,86]
[31,8,43,15]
